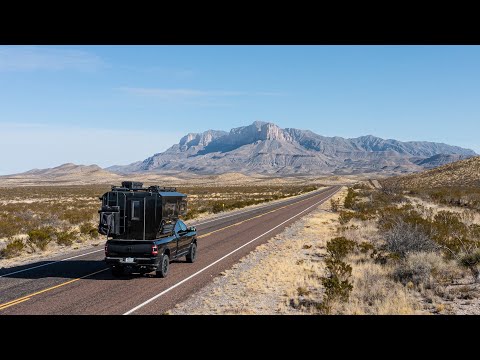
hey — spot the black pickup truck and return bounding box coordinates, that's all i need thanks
[99,182,197,278]
[105,219,197,277]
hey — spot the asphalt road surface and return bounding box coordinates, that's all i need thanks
[0,186,340,315]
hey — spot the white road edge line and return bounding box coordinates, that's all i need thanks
[0,187,332,278]
[123,187,340,315]
[0,249,104,278]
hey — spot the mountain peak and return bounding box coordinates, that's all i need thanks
[178,129,228,149]
[229,121,292,143]
[252,120,268,127]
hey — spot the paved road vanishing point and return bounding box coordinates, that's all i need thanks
[0,186,340,315]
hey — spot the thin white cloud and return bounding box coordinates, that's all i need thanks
[0,46,104,72]
[118,87,285,100]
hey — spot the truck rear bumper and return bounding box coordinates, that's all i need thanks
[105,257,159,268]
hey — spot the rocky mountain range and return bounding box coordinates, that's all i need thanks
[107,121,476,175]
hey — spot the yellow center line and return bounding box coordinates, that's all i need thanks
[0,268,109,311]
[0,187,336,312]
[0,297,31,310]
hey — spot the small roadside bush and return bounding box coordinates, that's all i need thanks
[27,227,55,251]
[211,203,225,214]
[330,198,340,212]
[0,217,22,238]
[338,210,373,225]
[326,237,356,261]
[184,207,207,220]
[319,237,355,314]
[344,188,357,210]
[0,238,25,258]
[56,230,76,246]
[459,250,480,283]
[80,223,99,238]
[383,221,437,258]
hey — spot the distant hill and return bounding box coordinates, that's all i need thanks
[0,163,265,187]
[0,163,122,186]
[107,121,476,175]
[382,156,480,188]
[19,163,109,177]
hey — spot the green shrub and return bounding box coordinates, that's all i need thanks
[319,237,355,314]
[326,237,356,261]
[211,203,225,214]
[0,217,22,238]
[344,188,357,209]
[27,227,54,251]
[56,230,76,246]
[459,250,480,283]
[338,210,373,225]
[80,223,99,238]
[330,198,340,212]
[431,211,470,254]
[0,238,25,258]
[88,228,99,238]
[184,206,207,220]
[359,242,375,254]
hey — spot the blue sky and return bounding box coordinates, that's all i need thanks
[1,45,479,174]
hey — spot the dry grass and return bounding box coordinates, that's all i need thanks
[342,260,418,315]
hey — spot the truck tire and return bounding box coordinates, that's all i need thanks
[111,266,124,277]
[156,254,169,278]
[186,242,197,263]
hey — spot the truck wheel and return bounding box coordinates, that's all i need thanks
[186,243,197,263]
[156,254,169,278]
[111,266,124,277]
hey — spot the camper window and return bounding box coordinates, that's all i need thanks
[132,200,141,220]
[179,202,186,212]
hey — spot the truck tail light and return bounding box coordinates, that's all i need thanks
[105,243,108,256]
[152,245,158,256]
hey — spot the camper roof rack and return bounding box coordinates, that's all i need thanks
[147,185,177,192]
[110,182,177,193]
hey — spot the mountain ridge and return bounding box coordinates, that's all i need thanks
[107,121,476,175]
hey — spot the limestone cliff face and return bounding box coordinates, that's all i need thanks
[179,130,228,150]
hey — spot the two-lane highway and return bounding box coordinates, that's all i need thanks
[0,186,340,314]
